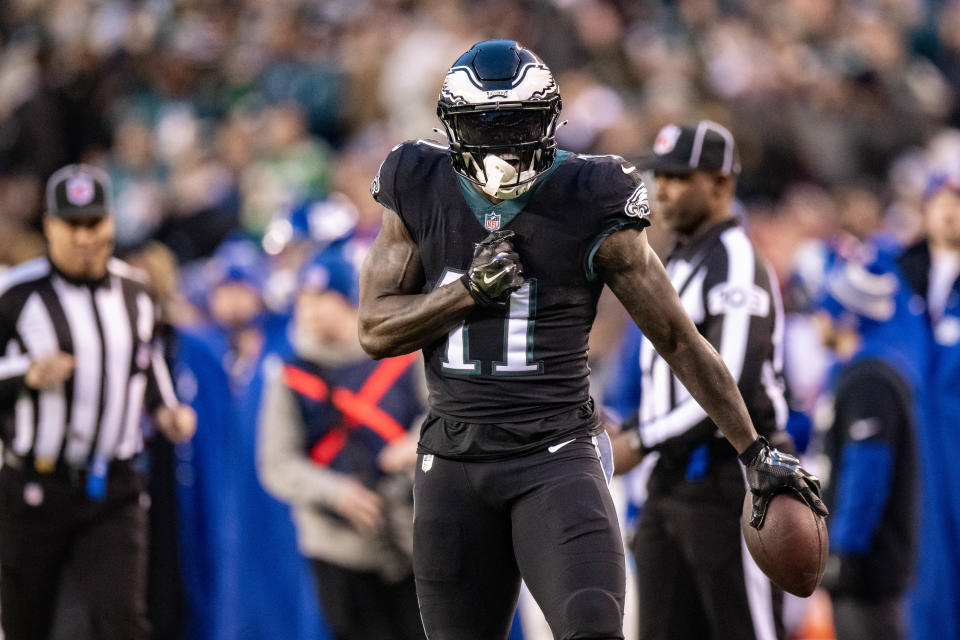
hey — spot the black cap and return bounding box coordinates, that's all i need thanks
[45,164,112,220]
[638,121,740,176]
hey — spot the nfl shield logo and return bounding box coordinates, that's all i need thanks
[66,175,96,206]
[421,454,434,472]
[653,124,682,155]
[484,212,501,231]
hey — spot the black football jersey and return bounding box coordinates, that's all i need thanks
[372,139,649,456]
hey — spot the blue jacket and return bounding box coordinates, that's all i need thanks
[168,329,238,640]
[821,276,924,598]
[898,241,960,640]
[189,317,327,640]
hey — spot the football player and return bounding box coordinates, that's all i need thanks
[358,40,826,640]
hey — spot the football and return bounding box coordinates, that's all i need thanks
[741,491,828,597]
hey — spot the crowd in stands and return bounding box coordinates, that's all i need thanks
[2,1,960,639]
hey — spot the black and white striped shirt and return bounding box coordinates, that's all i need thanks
[0,256,178,467]
[639,219,787,455]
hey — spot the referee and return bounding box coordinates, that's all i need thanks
[0,164,195,640]
[612,122,790,640]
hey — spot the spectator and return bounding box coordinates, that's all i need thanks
[814,254,922,640]
[258,253,425,640]
[899,172,960,640]
[190,236,323,640]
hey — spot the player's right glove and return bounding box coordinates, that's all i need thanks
[461,229,524,308]
[739,436,829,529]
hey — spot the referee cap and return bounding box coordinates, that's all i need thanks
[45,164,113,220]
[638,120,741,176]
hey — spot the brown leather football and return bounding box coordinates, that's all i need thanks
[741,491,829,597]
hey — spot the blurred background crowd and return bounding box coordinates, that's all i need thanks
[2,0,960,639]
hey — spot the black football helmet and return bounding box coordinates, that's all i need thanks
[437,40,562,199]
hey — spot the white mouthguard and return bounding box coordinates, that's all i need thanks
[481,154,518,197]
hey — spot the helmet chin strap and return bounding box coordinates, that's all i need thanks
[480,154,533,200]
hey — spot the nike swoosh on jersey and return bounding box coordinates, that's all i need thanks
[547,438,576,453]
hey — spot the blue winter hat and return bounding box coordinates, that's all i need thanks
[817,251,900,331]
[205,237,267,293]
[297,253,357,302]
[262,195,358,255]
[923,171,960,202]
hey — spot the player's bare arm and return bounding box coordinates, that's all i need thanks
[358,209,475,359]
[594,226,758,454]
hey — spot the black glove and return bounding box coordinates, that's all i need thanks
[739,436,829,529]
[461,230,524,308]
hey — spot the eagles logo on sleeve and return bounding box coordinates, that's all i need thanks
[624,183,650,219]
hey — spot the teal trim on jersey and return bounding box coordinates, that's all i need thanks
[456,150,572,229]
[584,219,650,282]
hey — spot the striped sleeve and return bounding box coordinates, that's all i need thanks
[0,261,51,403]
[138,288,179,412]
[150,345,179,410]
[0,315,29,404]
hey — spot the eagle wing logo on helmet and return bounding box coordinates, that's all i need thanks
[441,63,556,105]
[517,64,557,101]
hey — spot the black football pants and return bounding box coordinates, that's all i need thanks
[0,464,149,640]
[413,437,625,640]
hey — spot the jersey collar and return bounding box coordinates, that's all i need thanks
[668,217,739,263]
[48,255,112,289]
[456,150,572,230]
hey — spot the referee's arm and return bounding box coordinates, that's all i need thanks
[145,332,195,443]
[0,312,73,403]
[0,315,29,403]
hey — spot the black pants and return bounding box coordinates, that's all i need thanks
[413,437,625,640]
[0,463,149,640]
[831,595,904,640]
[145,437,186,640]
[312,558,425,640]
[633,458,784,640]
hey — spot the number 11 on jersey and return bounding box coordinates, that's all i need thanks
[437,269,543,376]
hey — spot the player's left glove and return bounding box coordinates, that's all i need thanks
[461,229,524,308]
[739,436,829,529]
